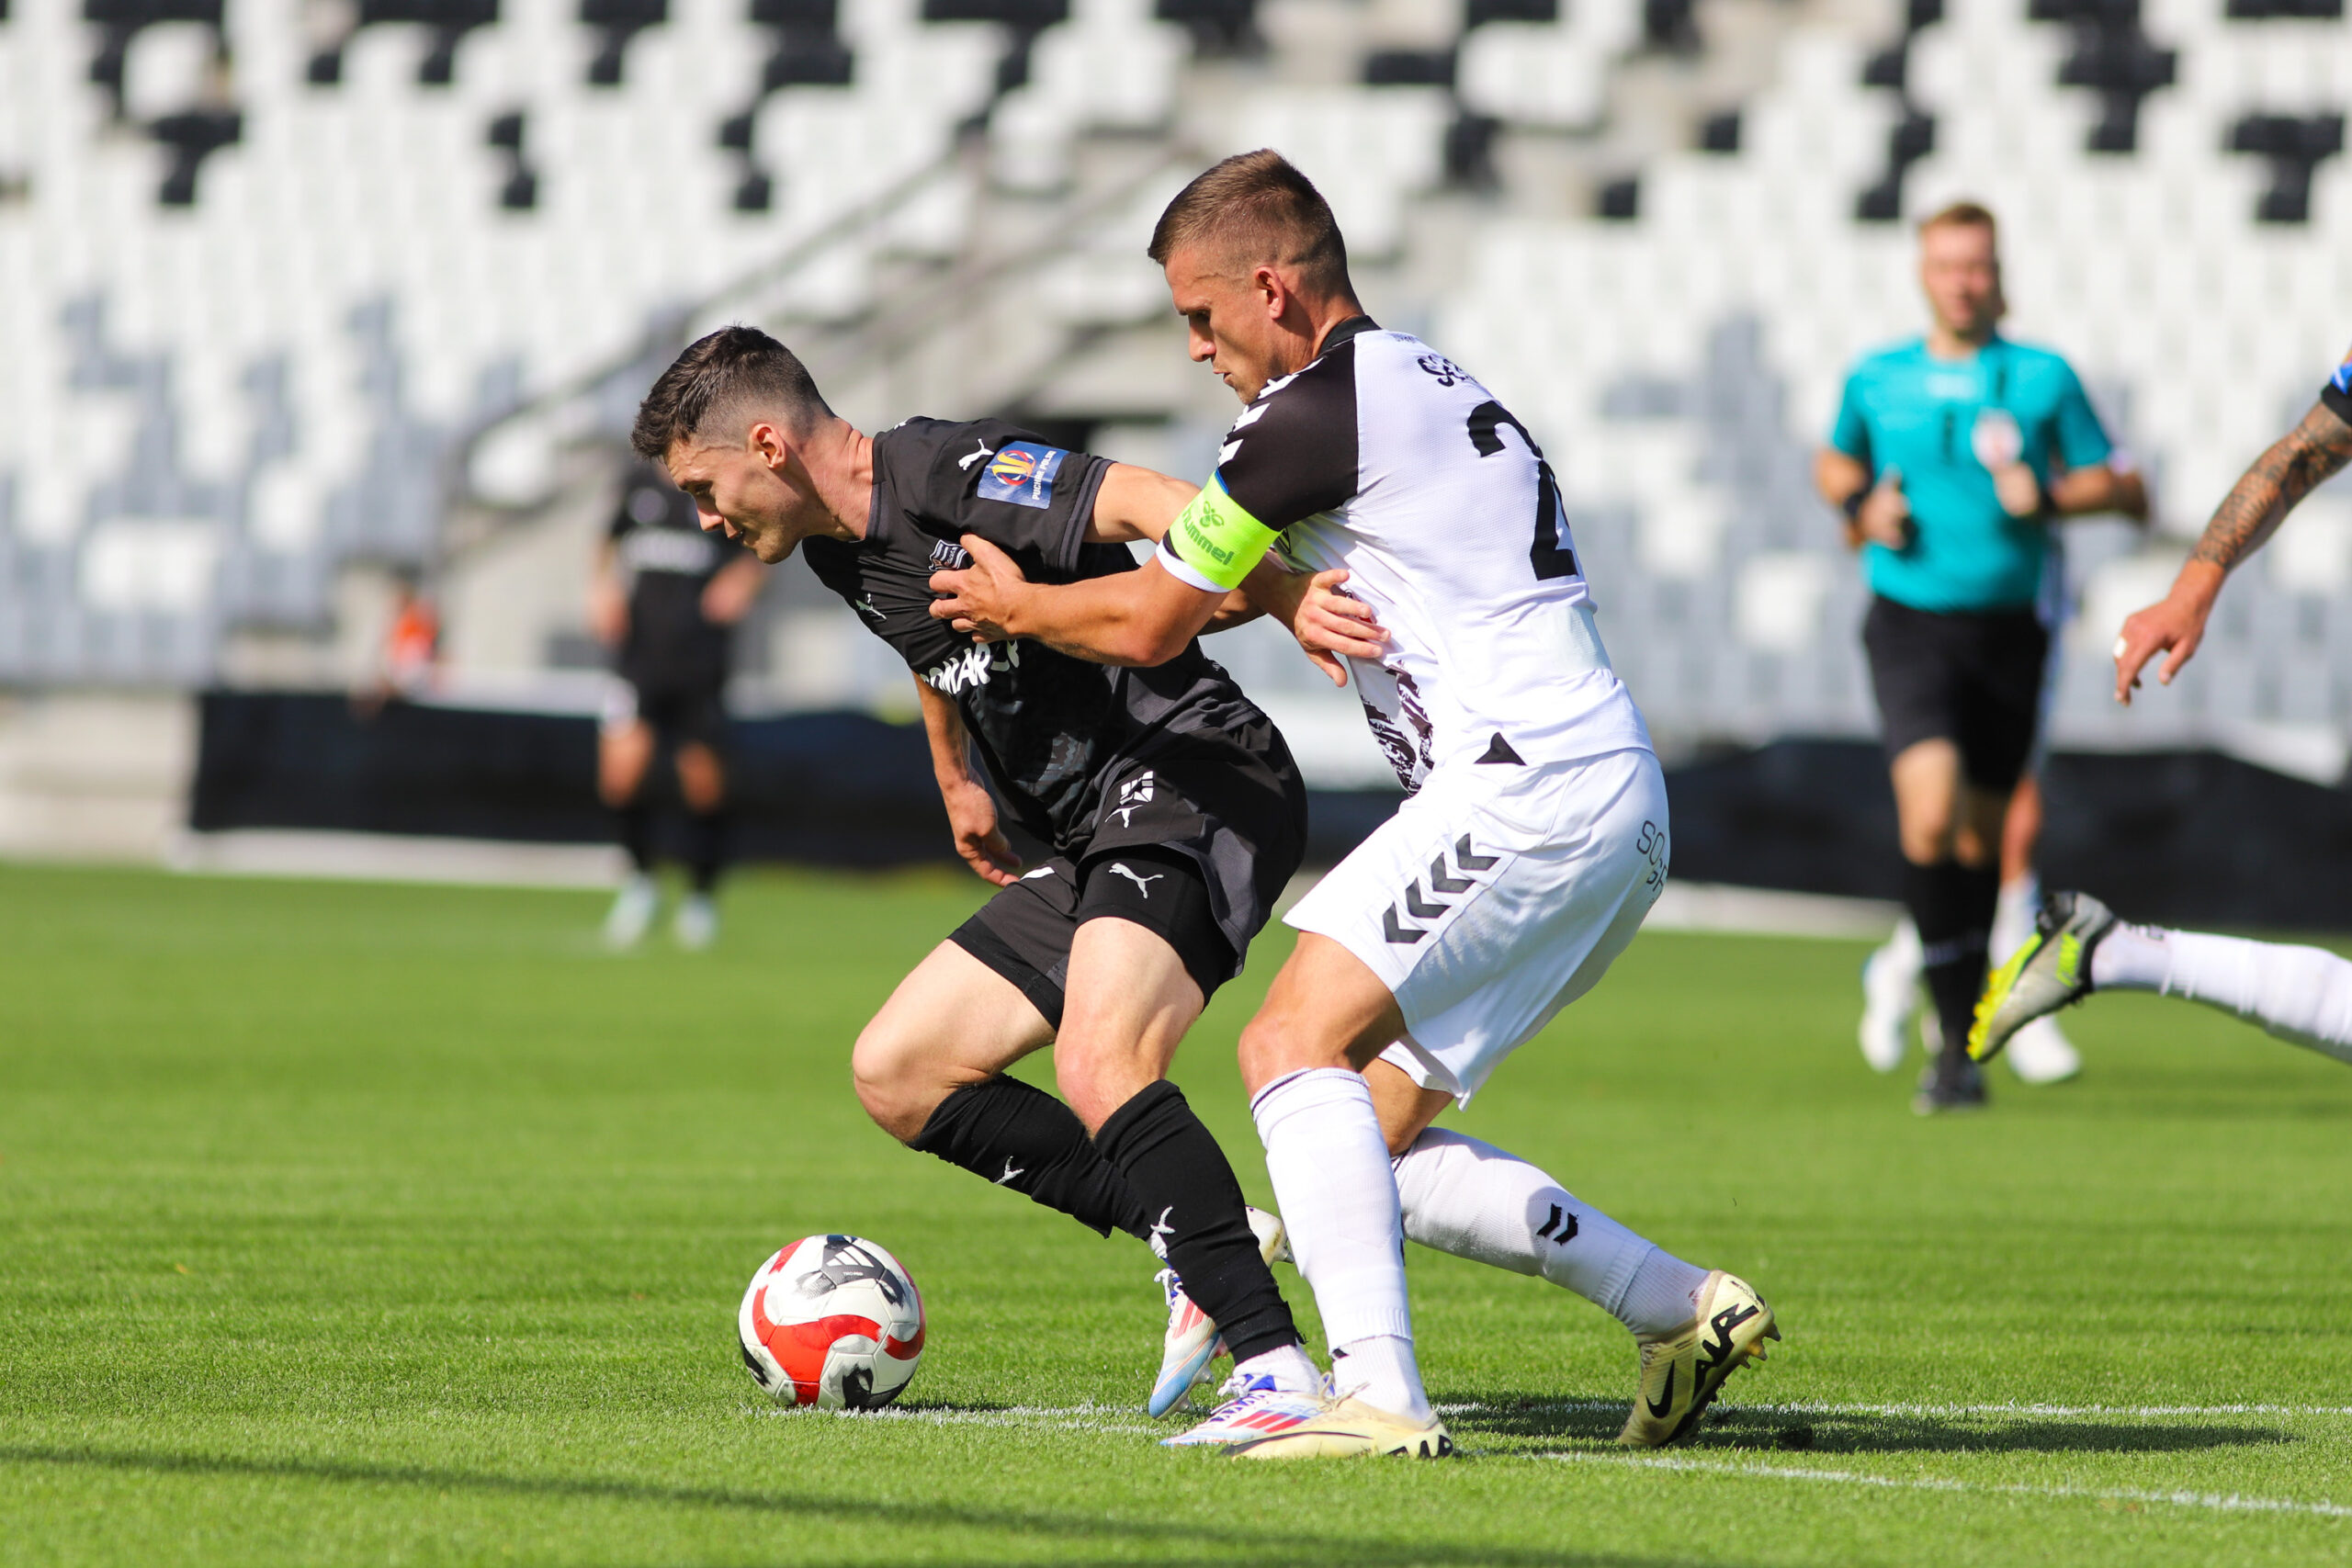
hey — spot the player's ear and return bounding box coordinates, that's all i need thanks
[1253,264,1286,321]
[747,420,789,468]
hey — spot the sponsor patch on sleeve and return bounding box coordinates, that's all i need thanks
[974,442,1068,509]
[1163,474,1276,592]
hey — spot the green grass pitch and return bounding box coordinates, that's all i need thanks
[5,860,2352,1566]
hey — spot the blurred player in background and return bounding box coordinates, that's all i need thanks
[592,460,767,950]
[632,325,1348,1422]
[934,152,1778,1459]
[1818,201,2144,1115]
[1973,344,2352,1070]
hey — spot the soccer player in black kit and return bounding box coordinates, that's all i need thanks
[592,462,767,949]
[632,326,1368,1411]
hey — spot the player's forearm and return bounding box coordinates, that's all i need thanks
[2189,406,2352,574]
[914,680,983,790]
[995,570,1213,667]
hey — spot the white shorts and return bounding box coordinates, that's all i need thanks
[1285,747,1668,1106]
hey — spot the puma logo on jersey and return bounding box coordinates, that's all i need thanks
[995,1157,1025,1185]
[1106,863,1162,898]
[854,596,886,622]
[923,639,1021,695]
[956,439,996,471]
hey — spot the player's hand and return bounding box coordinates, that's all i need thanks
[588,578,628,646]
[928,535,1028,643]
[2113,562,2222,705]
[1855,468,1911,549]
[943,779,1022,886]
[1993,460,2044,519]
[1287,570,1387,688]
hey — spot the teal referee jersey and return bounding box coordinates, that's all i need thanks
[1829,336,2112,614]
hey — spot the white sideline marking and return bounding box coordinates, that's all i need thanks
[749,1401,1159,1435]
[1539,1450,2352,1520]
[1439,1401,2352,1429]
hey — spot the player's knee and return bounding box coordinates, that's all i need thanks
[1237,1010,1317,1092]
[850,1026,933,1144]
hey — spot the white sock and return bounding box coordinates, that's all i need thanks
[2092,924,2352,1066]
[1251,1068,1428,1422]
[1390,1127,1706,1337]
[1233,1342,1321,1395]
[1329,1335,1426,1420]
[1991,872,2038,964]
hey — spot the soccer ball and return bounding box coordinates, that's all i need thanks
[737,1235,925,1409]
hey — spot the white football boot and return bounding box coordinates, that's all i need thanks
[602,873,659,950]
[1147,1205,1290,1417]
[1164,1371,1452,1459]
[1858,920,1921,1073]
[674,891,718,951]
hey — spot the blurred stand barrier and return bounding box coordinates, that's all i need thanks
[177,694,2352,931]
[183,691,1404,874]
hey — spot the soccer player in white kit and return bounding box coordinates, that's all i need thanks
[1974,343,2352,1070]
[931,151,1781,1458]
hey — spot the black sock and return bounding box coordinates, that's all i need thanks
[910,1077,1152,1241]
[685,808,728,894]
[1093,1080,1299,1364]
[616,799,654,874]
[1907,859,2001,1078]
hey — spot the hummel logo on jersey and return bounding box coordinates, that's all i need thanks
[1384,835,1500,944]
[1534,1203,1578,1244]
[1113,771,1155,828]
[1107,863,1162,898]
[956,439,995,471]
[929,537,973,571]
[996,1156,1025,1185]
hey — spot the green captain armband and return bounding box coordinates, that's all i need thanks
[1164,477,1277,592]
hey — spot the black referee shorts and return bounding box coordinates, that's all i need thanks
[606,678,729,753]
[1862,596,2050,793]
[950,848,1234,1031]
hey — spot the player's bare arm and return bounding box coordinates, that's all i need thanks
[2115,399,2352,703]
[914,676,1022,886]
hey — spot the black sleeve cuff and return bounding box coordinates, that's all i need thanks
[2322,379,2352,429]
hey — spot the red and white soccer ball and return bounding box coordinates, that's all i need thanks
[738,1235,925,1410]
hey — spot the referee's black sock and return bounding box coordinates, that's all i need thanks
[1907,859,2001,1078]
[1093,1079,1301,1363]
[615,799,654,874]
[910,1077,1152,1241]
[685,808,728,894]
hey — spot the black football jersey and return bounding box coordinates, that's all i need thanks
[610,461,731,692]
[802,416,1290,854]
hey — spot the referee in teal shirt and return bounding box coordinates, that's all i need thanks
[1816,201,2145,1113]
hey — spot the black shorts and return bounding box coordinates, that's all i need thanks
[605,679,729,753]
[952,848,1233,1029]
[1862,596,2049,792]
[948,738,1308,1030]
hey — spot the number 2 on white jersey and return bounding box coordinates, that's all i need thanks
[1465,401,1578,583]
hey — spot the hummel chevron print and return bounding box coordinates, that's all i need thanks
[1385,835,1499,943]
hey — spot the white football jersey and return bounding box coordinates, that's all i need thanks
[1158,318,1651,791]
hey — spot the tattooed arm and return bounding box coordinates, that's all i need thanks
[2113,400,2352,704]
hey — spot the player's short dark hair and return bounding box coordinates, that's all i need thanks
[1148,150,1352,298]
[630,325,832,462]
[1918,200,1998,242]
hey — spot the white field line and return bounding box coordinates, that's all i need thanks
[747,1401,1160,1435]
[1539,1450,2352,1520]
[1438,1399,2352,1420]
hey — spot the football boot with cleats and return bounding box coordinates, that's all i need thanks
[1146,1206,1291,1417]
[1616,1269,1780,1448]
[1970,890,2116,1065]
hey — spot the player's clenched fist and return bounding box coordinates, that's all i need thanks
[1852,468,1912,550]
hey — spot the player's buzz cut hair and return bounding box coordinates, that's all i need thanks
[630,324,832,463]
[1147,149,1352,298]
[1917,199,1998,241]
